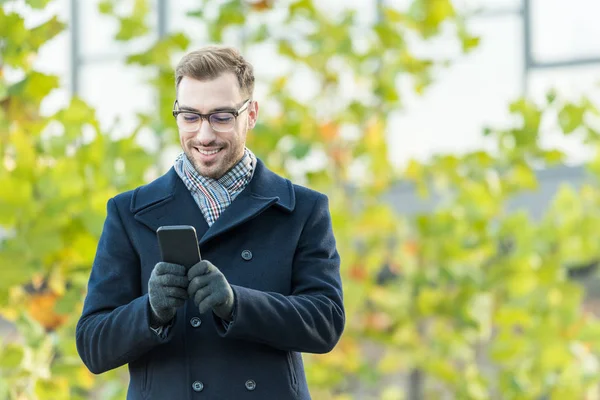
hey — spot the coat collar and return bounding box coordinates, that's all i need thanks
[131,158,295,246]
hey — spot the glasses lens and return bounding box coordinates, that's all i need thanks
[209,113,235,132]
[177,113,200,132]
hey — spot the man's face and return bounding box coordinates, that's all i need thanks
[176,73,258,179]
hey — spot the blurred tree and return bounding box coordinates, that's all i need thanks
[398,94,600,399]
[0,1,153,399]
[2,0,600,399]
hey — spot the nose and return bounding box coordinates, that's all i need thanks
[195,117,216,144]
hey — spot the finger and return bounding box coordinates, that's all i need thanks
[197,292,222,314]
[187,274,215,297]
[154,262,187,276]
[163,286,188,300]
[193,285,215,308]
[187,260,214,280]
[156,274,189,288]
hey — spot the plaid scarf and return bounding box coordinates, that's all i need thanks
[174,148,256,226]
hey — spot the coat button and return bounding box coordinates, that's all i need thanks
[192,381,204,392]
[245,379,256,391]
[241,250,252,261]
[190,317,202,328]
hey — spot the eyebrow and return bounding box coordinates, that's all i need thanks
[178,104,238,113]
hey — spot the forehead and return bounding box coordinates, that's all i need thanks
[177,73,243,111]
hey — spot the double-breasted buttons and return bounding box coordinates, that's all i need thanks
[192,381,204,392]
[241,250,253,261]
[245,379,256,391]
[190,317,202,328]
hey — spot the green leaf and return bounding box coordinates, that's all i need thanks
[289,0,315,15]
[423,358,459,384]
[187,8,204,18]
[461,34,480,52]
[98,0,115,14]
[291,141,311,159]
[278,40,297,59]
[29,16,65,48]
[508,164,537,190]
[54,287,82,314]
[0,175,33,208]
[114,0,150,41]
[558,103,586,134]
[383,7,405,23]
[0,12,34,67]
[25,0,52,9]
[0,344,24,368]
[9,72,59,104]
[407,0,456,37]
[509,98,542,134]
[543,149,565,164]
[116,16,149,41]
[546,89,557,105]
[35,378,69,400]
[217,0,245,26]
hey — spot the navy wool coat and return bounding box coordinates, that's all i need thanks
[76,159,345,400]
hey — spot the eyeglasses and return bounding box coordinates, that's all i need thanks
[172,99,251,133]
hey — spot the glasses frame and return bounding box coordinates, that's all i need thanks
[172,99,251,133]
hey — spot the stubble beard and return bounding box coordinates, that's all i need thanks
[184,142,245,180]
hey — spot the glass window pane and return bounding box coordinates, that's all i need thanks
[79,62,157,140]
[167,0,208,48]
[455,0,521,11]
[78,0,159,60]
[531,0,600,62]
[527,66,600,165]
[388,16,523,166]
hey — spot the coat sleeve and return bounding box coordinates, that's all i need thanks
[216,194,345,354]
[76,197,173,374]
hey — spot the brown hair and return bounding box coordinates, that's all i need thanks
[175,46,255,98]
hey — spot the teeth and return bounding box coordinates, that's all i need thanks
[198,148,220,155]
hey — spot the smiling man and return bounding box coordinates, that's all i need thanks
[76,46,345,399]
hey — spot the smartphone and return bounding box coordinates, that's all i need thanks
[156,225,201,269]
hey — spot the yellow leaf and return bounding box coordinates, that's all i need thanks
[509,164,537,189]
[77,365,96,389]
[381,385,404,400]
[424,358,459,384]
[405,159,423,181]
[417,287,442,315]
[539,345,572,369]
[11,125,37,170]
[378,351,403,374]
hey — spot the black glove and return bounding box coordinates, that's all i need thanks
[148,262,189,325]
[187,260,234,321]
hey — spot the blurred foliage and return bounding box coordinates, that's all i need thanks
[2,0,600,399]
[0,2,153,399]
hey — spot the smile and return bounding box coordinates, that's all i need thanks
[196,148,222,156]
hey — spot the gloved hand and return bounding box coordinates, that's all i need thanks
[148,262,189,325]
[187,260,235,321]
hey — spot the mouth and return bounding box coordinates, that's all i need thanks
[193,146,223,161]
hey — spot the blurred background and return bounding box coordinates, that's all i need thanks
[1,0,600,399]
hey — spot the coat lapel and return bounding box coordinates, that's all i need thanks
[198,190,277,245]
[199,158,296,246]
[130,158,296,246]
[131,168,209,241]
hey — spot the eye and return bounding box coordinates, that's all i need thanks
[181,113,199,122]
[211,113,234,123]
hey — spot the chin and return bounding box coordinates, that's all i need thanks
[194,165,219,179]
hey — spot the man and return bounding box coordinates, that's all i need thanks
[76,45,345,399]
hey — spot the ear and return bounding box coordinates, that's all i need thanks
[247,100,259,130]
